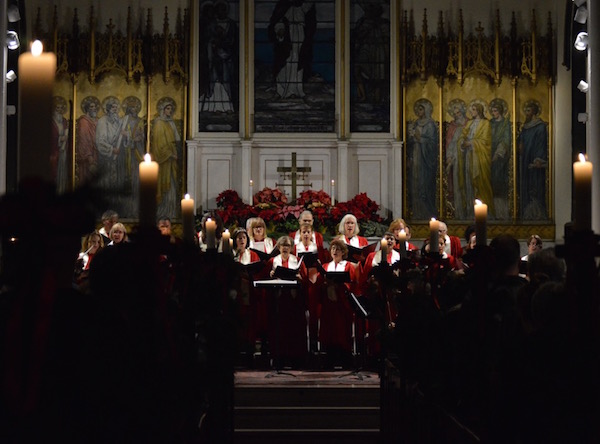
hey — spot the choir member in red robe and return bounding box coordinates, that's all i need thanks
[265,236,308,367]
[318,239,357,368]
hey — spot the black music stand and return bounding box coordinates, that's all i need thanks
[253,279,301,378]
[338,291,374,381]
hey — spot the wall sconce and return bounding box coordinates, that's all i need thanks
[574,31,589,51]
[577,80,589,93]
[7,4,21,23]
[574,5,588,24]
[5,70,17,83]
[6,30,20,50]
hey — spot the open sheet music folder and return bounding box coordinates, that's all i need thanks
[324,271,351,283]
[346,242,379,263]
[249,247,279,261]
[239,261,265,276]
[273,265,299,281]
[297,251,319,267]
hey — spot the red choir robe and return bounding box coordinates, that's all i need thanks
[318,260,356,353]
[264,254,308,361]
[235,248,261,348]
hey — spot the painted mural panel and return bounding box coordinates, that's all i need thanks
[350,0,390,133]
[198,0,240,132]
[254,0,336,132]
[71,74,185,220]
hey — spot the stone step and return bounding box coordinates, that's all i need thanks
[235,385,380,408]
[234,428,380,444]
[235,405,380,429]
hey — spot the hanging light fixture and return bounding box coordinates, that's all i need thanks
[574,31,589,51]
[6,30,20,50]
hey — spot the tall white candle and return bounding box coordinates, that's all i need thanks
[398,229,407,258]
[331,179,336,205]
[181,193,195,242]
[249,179,254,205]
[205,218,217,249]
[429,218,439,253]
[18,40,56,184]
[139,153,158,228]
[222,229,231,254]
[474,199,488,246]
[573,153,593,231]
[380,238,388,263]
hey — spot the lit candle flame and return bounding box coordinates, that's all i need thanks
[185,193,190,199]
[144,153,151,162]
[31,40,43,56]
[579,153,587,163]
[475,198,483,205]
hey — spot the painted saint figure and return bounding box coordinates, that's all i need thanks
[407,98,438,219]
[444,99,468,219]
[490,98,511,220]
[268,0,317,99]
[51,96,70,194]
[200,0,238,113]
[96,96,127,196]
[121,96,146,215]
[456,100,494,219]
[518,100,548,220]
[352,1,389,103]
[76,96,101,185]
[151,97,181,218]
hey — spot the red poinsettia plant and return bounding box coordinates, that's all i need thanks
[253,187,288,207]
[213,187,386,238]
[330,193,383,223]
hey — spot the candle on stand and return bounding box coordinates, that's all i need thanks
[222,229,231,254]
[18,40,57,184]
[181,193,195,243]
[474,199,488,246]
[229,238,234,251]
[205,218,217,249]
[139,153,159,228]
[429,218,439,254]
[331,179,336,205]
[398,229,407,258]
[573,153,593,231]
[249,179,254,204]
[380,238,388,263]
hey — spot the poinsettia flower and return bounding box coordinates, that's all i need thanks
[278,204,304,220]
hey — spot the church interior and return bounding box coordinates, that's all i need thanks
[1,0,599,443]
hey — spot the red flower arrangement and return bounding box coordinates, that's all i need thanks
[330,193,382,223]
[253,187,288,207]
[214,187,386,238]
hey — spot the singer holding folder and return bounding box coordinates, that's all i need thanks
[265,236,308,367]
[317,239,356,368]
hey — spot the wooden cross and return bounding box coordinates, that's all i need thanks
[276,152,311,200]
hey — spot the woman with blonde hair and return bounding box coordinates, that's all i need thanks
[337,214,368,248]
[249,217,276,254]
[108,222,128,245]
